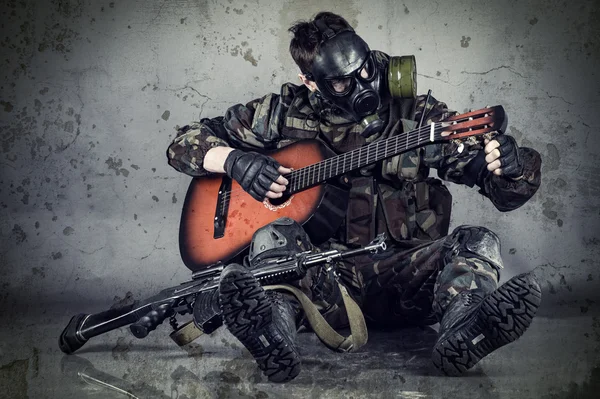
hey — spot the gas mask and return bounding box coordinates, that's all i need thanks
[305,19,417,138]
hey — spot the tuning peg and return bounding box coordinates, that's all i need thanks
[452,121,457,125]
[484,113,489,117]
[468,117,473,121]
[485,105,490,108]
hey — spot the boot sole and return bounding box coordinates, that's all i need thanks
[432,272,542,376]
[219,266,301,383]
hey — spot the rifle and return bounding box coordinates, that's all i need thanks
[59,233,387,354]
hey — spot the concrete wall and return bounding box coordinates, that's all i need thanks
[1,0,599,322]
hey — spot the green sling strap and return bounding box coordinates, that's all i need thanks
[264,281,368,353]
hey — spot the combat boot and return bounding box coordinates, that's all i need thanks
[432,271,542,376]
[219,264,301,383]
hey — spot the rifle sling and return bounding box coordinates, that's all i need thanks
[169,320,204,347]
[264,282,368,353]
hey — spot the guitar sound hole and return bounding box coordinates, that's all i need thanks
[268,193,292,206]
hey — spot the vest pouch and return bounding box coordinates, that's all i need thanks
[414,178,452,240]
[345,176,376,246]
[378,182,415,242]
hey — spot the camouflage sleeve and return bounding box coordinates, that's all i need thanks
[166,119,230,177]
[419,96,542,211]
[166,91,284,177]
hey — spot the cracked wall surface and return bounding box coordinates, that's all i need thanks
[0,0,599,397]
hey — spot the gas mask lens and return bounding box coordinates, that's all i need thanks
[358,56,376,81]
[324,54,376,97]
[327,77,353,95]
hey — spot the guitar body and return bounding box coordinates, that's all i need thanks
[179,140,349,271]
[178,105,507,271]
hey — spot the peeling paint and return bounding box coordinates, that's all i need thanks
[243,48,257,66]
[105,157,130,177]
[544,143,560,171]
[183,343,204,358]
[170,365,212,398]
[112,336,131,360]
[0,358,29,398]
[542,198,558,220]
[32,267,46,278]
[111,291,135,309]
[460,36,471,48]
[12,224,27,244]
[0,101,13,112]
[541,364,600,399]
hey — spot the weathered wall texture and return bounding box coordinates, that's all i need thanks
[0,0,598,389]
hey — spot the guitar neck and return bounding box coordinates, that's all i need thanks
[286,122,446,195]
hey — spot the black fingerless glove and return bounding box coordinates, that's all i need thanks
[496,135,523,179]
[223,150,281,201]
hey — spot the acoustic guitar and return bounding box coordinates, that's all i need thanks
[179,106,507,271]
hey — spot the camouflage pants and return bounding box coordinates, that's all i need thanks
[300,225,502,329]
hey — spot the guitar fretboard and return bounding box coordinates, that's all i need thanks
[286,122,446,194]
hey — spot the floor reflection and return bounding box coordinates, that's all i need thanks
[58,325,502,399]
[61,355,172,398]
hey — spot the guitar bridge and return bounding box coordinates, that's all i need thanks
[213,177,231,239]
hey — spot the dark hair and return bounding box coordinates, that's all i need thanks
[288,12,353,75]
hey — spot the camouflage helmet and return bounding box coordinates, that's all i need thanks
[248,217,313,267]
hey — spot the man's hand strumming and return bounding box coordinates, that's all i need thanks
[223,150,290,201]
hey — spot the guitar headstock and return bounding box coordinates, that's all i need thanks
[440,106,507,141]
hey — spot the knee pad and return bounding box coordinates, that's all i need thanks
[443,225,503,270]
[248,217,313,266]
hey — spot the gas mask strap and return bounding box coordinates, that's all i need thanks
[313,18,353,42]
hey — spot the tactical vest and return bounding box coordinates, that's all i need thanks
[278,84,452,246]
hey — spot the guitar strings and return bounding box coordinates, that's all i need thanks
[281,112,491,193]
[220,123,448,202]
[219,122,450,203]
[286,125,445,191]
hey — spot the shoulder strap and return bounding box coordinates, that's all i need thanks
[264,282,368,352]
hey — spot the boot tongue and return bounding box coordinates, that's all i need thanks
[266,291,298,341]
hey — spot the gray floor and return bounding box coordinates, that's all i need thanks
[0,295,598,399]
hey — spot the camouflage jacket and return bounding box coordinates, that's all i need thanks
[167,52,541,246]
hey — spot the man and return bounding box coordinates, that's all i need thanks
[167,12,542,382]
